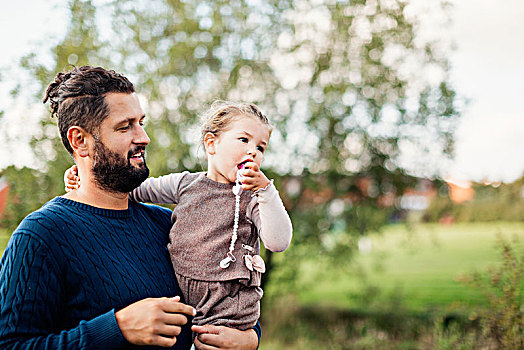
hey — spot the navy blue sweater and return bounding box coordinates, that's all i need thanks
[0,197,193,349]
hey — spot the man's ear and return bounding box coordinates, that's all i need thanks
[67,126,91,158]
[204,132,217,155]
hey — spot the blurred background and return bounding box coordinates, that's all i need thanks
[0,0,523,348]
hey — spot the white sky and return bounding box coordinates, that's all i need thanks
[447,0,524,183]
[0,0,523,183]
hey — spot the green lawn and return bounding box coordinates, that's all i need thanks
[295,222,524,312]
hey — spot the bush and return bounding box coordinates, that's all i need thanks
[457,235,523,349]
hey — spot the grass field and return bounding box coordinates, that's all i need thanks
[294,221,524,312]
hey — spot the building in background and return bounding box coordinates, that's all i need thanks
[0,177,8,218]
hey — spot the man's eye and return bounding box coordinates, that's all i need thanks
[118,125,130,131]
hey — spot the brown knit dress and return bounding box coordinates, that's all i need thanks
[133,172,264,330]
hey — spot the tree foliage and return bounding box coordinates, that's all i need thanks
[4,0,460,286]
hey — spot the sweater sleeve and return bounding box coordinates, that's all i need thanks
[253,320,262,346]
[129,172,187,204]
[248,182,293,252]
[0,231,126,349]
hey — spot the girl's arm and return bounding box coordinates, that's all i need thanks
[248,182,292,252]
[130,172,189,204]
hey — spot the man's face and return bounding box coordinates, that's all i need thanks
[91,93,151,193]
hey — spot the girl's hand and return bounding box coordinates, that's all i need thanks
[192,325,258,350]
[64,165,80,192]
[238,162,270,192]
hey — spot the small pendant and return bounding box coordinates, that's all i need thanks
[220,256,232,269]
[220,252,237,269]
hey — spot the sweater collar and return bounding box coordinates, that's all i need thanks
[52,196,134,219]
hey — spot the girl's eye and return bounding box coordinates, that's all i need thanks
[239,137,248,143]
[257,146,265,153]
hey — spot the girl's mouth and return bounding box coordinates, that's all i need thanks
[237,160,250,169]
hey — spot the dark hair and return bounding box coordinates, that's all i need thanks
[43,66,135,155]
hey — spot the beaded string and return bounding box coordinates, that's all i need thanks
[229,194,240,255]
[219,168,243,269]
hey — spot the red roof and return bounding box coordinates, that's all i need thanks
[0,178,8,218]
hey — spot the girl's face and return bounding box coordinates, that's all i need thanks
[206,115,271,184]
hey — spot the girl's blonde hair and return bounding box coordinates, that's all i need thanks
[200,100,273,146]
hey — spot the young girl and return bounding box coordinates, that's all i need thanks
[66,101,292,339]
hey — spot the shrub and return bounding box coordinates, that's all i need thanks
[457,235,523,349]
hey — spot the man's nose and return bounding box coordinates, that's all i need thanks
[134,124,150,145]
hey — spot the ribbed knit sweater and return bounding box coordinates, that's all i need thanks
[0,197,193,349]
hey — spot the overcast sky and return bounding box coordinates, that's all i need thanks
[1,0,523,183]
[447,0,524,183]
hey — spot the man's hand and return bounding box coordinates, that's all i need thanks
[115,296,196,347]
[192,325,258,350]
[238,162,270,192]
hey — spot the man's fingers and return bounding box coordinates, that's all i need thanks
[155,323,183,337]
[149,335,177,348]
[160,297,196,316]
[161,313,189,328]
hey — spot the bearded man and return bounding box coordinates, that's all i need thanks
[0,66,260,349]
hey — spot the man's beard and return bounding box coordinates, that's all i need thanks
[91,140,149,194]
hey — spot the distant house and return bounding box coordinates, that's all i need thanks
[445,179,475,203]
[0,177,8,218]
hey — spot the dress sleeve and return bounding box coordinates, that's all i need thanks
[130,172,187,204]
[248,182,293,252]
[0,232,126,349]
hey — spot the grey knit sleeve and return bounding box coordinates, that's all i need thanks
[247,182,292,252]
[130,172,188,204]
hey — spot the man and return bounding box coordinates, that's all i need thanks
[0,66,260,349]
